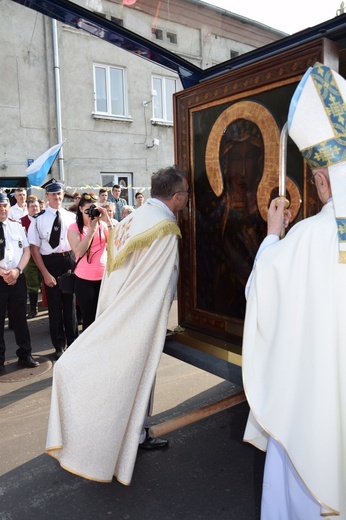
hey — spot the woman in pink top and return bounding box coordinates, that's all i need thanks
[68,193,114,331]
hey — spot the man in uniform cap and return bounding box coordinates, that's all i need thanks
[242,62,346,518]
[0,192,39,371]
[28,182,78,359]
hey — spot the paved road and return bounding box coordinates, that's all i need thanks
[0,301,264,520]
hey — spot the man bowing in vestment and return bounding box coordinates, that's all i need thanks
[46,166,189,485]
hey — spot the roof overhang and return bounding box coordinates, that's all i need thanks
[10,0,346,88]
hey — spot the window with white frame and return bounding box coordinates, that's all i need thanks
[152,76,177,124]
[93,64,129,118]
[100,172,133,205]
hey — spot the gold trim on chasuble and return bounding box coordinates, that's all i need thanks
[301,63,346,169]
[106,219,181,275]
[303,64,346,264]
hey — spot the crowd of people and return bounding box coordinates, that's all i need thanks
[0,182,146,368]
[46,165,189,482]
[0,167,187,480]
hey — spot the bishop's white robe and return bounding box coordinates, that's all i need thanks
[242,200,346,518]
[45,199,181,485]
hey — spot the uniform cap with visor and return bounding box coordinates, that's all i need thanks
[45,182,65,193]
[0,193,10,204]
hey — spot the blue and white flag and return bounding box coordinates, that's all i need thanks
[25,142,63,187]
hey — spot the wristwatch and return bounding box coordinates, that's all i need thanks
[16,267,23,275]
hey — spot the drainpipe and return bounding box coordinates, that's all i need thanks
[52,19,64,182]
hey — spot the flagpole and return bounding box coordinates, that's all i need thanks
[53,19,64,182]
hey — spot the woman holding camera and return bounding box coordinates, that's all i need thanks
[67,193,114,331]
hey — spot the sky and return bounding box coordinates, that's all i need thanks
[201,0,343,34]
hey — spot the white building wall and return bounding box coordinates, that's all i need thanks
[58,23,178,191]
[0,0,283,198]
[1,0,181,196]
[1,3,55,175]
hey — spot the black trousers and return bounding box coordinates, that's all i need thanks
[42,253,78,351]
[74,276,101,331]
[0,274,32,363]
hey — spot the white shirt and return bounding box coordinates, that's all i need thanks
[147,198,176,220]
[28,205,75,255]
[8,203,28,222]
[0,219,29,270]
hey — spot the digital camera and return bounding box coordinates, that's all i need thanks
[84,204,101,220]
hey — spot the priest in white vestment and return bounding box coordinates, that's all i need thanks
[45,166,189,485]
[242,62,346,518]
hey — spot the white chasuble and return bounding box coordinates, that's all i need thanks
[242,201,346,517]
[46,200,181,485]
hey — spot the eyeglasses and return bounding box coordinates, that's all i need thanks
[309,172,318,185]
[173,189,191,196]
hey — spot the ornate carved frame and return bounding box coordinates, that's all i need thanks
[174,38,338,349]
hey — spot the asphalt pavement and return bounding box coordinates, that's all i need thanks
[0,299,264,520]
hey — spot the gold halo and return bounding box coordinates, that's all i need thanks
[205,100,301,221]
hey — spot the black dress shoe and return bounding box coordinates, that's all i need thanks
[55,350,64,360]
[27,309,38,319]
[18,356,40,368]
[139,429,169,451]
